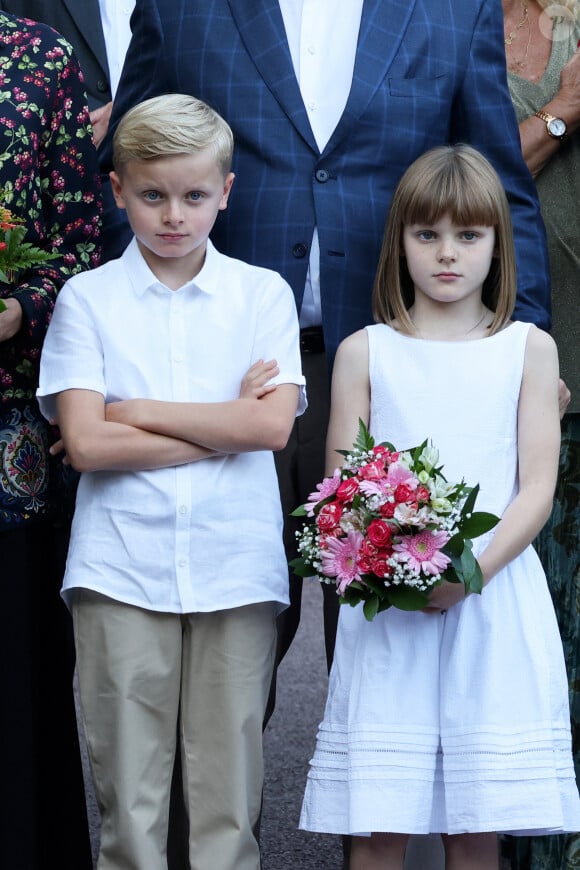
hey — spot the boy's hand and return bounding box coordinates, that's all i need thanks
[240,359,279,399]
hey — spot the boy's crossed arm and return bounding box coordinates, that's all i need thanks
[54,359,298,473]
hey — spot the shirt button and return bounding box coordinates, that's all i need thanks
[179,505,187,515]
[174,354,183,363]
[308,101,316,111]
[315,168,329,183]
[178,558,187,568]
[307,44,316,55]
[292,242,308,259]
[96,79,108,93]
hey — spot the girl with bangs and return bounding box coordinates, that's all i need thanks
[299,145,580,869]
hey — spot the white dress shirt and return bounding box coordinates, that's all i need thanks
[38,239,306,614]
[278,0,363,326]
[98,0,135,97]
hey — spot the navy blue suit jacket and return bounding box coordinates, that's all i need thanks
[105,0,551,360]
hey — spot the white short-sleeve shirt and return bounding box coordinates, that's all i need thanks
[38,239,306,613]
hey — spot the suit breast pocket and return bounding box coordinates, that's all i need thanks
[388,73,451,101]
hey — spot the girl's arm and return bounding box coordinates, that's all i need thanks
[104,382,299,454]
[476,325,560,584]
[325,330,370,475]
[426,326,560,613]
[56,389,215,473]
[427,326,560,611]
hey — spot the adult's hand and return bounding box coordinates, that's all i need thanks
[0,297,23,341]
[559,378,571,419]
[89,101,113,148]
[557,43,580,128]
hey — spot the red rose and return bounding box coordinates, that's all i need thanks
[394,483,415,504]
[367,519,393,548]
[379,501,396,518]
[316,501,342,532]
[358,555,372,573]
[358,460,385,481]
[370,555,391,578]
[416,485,431,504]
[336,477,360,502]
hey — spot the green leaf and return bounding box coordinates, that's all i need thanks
[288,556,315,578]
[443,533,465,557]
[465,560,484,596]
[385,585,430,611]
[456,547,483,595]
[354,418,375,452]
[0,298,6,312]
[290,504,307,517]
[461,511,500,538]
[363,595,380,621]
[460,483,479,519]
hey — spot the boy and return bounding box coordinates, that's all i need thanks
[37,94,305,870]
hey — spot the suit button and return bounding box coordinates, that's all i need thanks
[96,79,109,93]
[292,243,308,258]
[315,168,329,183]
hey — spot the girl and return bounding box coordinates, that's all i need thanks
[299,145,580,869]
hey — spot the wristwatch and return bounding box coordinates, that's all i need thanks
[534,110,567,141]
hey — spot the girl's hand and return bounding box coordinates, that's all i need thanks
[423,580,466,614]
[239,359,279,399]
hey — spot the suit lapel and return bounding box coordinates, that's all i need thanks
[62,0,109,75]
[227,0,318,152]
[323,0,417,156]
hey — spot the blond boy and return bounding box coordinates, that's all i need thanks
[38,94,305,870]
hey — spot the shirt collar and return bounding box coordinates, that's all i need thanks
[121,237,222,297]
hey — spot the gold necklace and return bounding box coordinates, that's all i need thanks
[505,0,532,72]
[504,0,529,45]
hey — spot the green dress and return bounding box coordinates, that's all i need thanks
[502,13,580,870]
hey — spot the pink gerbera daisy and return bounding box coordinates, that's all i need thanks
[304,469,341,516]
[321,530,364,594]
[393,529,451,576]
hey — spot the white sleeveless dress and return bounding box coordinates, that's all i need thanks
[300,322,580,836]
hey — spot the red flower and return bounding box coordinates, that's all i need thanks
[416,485,431,504]
[358,459,385,481]
[379,501,396,518]
[336,477,359,503]
[367,519,393,548]
[394,483,415,504]
[316,501,343,532]
[370,555,392,578]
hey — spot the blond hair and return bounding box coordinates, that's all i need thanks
[372,145,517,336]
[113,94,234,177]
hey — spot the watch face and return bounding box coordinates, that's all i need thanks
[548,117,567,138]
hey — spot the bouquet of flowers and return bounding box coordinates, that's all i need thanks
[0,202,58,312]
[290,420,499,621]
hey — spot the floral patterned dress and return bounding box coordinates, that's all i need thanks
[0,11,101,869]
[0,10,100,526]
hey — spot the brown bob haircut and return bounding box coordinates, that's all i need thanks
[372,144,517,336]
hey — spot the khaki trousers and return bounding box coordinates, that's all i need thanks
[73,590,276,870]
